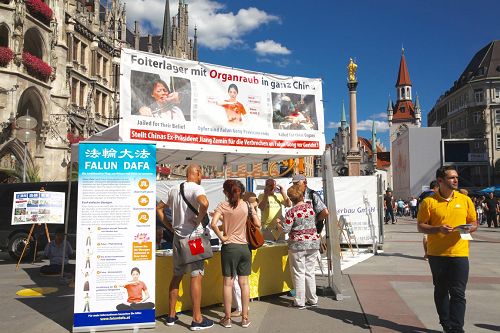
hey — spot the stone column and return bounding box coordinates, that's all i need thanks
[348,81,359,153]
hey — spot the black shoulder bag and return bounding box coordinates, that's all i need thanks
[180,182,210,228]
[310,189,326,234]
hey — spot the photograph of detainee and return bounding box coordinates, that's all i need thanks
[116,267,155,311]
[209,83,247,125]
[272,93,318,130]
[130,70,192,121]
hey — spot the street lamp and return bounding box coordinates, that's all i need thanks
[16,113,37,183]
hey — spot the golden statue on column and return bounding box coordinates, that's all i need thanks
[347,58,358,82]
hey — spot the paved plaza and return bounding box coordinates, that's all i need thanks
[1,217,499,333]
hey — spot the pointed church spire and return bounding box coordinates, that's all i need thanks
[193,25,198,61]
[396,49,412,87]
[387,97,393,112]
[340,100,347,129]
[415,94,421,111]
[371,121,377,152]
[161,0,172,55]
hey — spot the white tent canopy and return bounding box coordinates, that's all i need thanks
[70,124,320,166]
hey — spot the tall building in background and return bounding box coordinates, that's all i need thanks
[387,49,422,188]
[0,0,197,182]
[427,40,500,186]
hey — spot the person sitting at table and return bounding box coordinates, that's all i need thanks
[40,227,75,275]
[211,179,261,328]
[278,184,320,309]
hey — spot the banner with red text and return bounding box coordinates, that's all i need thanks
[119,48,325,155]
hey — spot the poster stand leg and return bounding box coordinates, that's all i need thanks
[16,223,52,271]
[322,149,343,300]
[16,224,35,271]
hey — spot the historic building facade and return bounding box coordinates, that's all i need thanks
[330,103,390,176]
[427,40,500,184]
[0,0,197,182]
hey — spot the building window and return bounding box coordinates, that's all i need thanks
[102,94,107,119]
[261,162,269,172]
[94,91,100,115]
[400,106,405,113]
[497,134,500,150]
[103,58,108,79]
[80,43,87,65]
[79,82,86,107]
[0,25,9,47]
[473,111,481,124]
[71,78,78,104]
[246,163,253,172]
[231,164,238,172]
[495,88,500,101]
[72,39,79,62]
[474,89,484,103]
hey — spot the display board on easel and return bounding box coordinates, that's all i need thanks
[11,191,65,269]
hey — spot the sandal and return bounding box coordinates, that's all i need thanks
[241,316,251,328]
[219,317,231,328]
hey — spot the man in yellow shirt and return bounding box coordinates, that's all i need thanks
[258,178,292,241]
[417,166,477,333]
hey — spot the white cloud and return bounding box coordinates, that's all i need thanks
[254,40,291,56]
[369,112,387,120]
[327,120,389,133]
[124,0,280,50]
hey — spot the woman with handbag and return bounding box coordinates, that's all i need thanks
[211,180,261,328]
[278,184,320,309]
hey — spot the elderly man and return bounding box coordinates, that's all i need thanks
[290,174,329,233]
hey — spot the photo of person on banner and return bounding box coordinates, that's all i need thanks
[138,79,185,121]
[130,70,192,121]
[272,93,318,130]
[209,83,247,125]
[116,267,155,311]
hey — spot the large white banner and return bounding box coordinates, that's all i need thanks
[332,176,379,245]
[73,142,156,332]
[119,48,325,155]
[11,191,65,225]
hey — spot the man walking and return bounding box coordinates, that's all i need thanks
[156,164,214,330]
[483,192,498,228]
[417,166,477,333]
[384,189,395,224]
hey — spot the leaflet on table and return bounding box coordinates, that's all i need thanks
[11,191,65,225]
[119,48,325,156]
[73,142,156,332]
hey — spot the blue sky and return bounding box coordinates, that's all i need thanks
[124,0,500,148]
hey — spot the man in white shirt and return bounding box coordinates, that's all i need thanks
[156,164,213,330]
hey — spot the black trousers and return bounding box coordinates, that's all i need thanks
[428,256,469,333]
[486,213,498,227]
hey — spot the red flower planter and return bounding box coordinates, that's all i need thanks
[25,0,53,25]
[22,52,52,81]
[0,47,14,67]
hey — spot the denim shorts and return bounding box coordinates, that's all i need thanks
[221,243,252,277]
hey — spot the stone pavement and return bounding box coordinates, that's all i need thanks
[0,217,499,333]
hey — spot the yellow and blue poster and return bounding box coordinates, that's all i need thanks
[73,142,156,332]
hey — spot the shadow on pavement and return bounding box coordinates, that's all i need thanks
[380,252,426,261]
[310,308,441,333]
[475,323,500,331]
[16,267,74,331]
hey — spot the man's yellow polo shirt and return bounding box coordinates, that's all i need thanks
[417,190,476,257]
